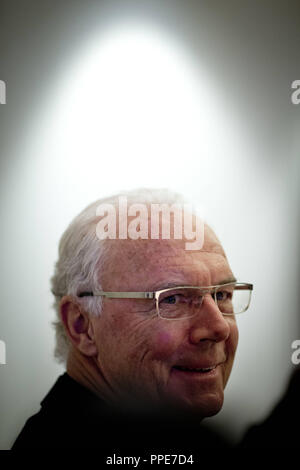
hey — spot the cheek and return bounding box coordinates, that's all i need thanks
[95,309,183,371]
[225,320,239,370]
[149,329,181,362]
[230,320,239,353]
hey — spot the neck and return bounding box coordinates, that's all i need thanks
[66,347,113,403]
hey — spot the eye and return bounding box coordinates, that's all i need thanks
[216,291,232,301]
[161,295,179,304]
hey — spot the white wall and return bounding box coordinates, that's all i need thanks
[0,0,299,449]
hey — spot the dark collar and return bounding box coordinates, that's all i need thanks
[40,372,104,414]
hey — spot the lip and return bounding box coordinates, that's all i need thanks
[173,361,224,370]
[171,363,223,379]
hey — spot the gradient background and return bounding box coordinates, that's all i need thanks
[0,0,299,450]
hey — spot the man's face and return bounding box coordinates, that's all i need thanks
[91,225,238,417]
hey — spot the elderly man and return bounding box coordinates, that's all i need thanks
[12,189,252,450]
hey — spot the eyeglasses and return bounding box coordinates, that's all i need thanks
[77,282,253,320]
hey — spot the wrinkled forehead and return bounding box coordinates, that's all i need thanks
[101,224,232,290]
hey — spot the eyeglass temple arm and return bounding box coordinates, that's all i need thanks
[79,291,155,299]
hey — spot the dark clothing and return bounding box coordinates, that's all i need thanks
[12,373,230,451]
[239,366,300,448]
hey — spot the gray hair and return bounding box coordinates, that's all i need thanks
[51,188,186,364]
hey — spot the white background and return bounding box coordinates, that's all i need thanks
[0,0,299,449]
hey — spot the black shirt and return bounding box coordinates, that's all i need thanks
[12,372,230,451]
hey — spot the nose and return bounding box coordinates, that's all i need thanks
[189,293,231,344]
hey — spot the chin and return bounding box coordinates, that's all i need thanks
[179,392,224,418]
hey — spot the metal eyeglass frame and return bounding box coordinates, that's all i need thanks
[75,282,253,319]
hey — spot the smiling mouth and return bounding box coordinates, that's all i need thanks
[173,365,217,373]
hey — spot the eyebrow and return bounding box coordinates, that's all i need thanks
[150,277,237,291]
[217,277,237,285]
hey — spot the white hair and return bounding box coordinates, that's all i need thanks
[51,187,187,364]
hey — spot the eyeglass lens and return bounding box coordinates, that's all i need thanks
[158,285,251,319]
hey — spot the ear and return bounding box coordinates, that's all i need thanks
[59,296,98,357]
